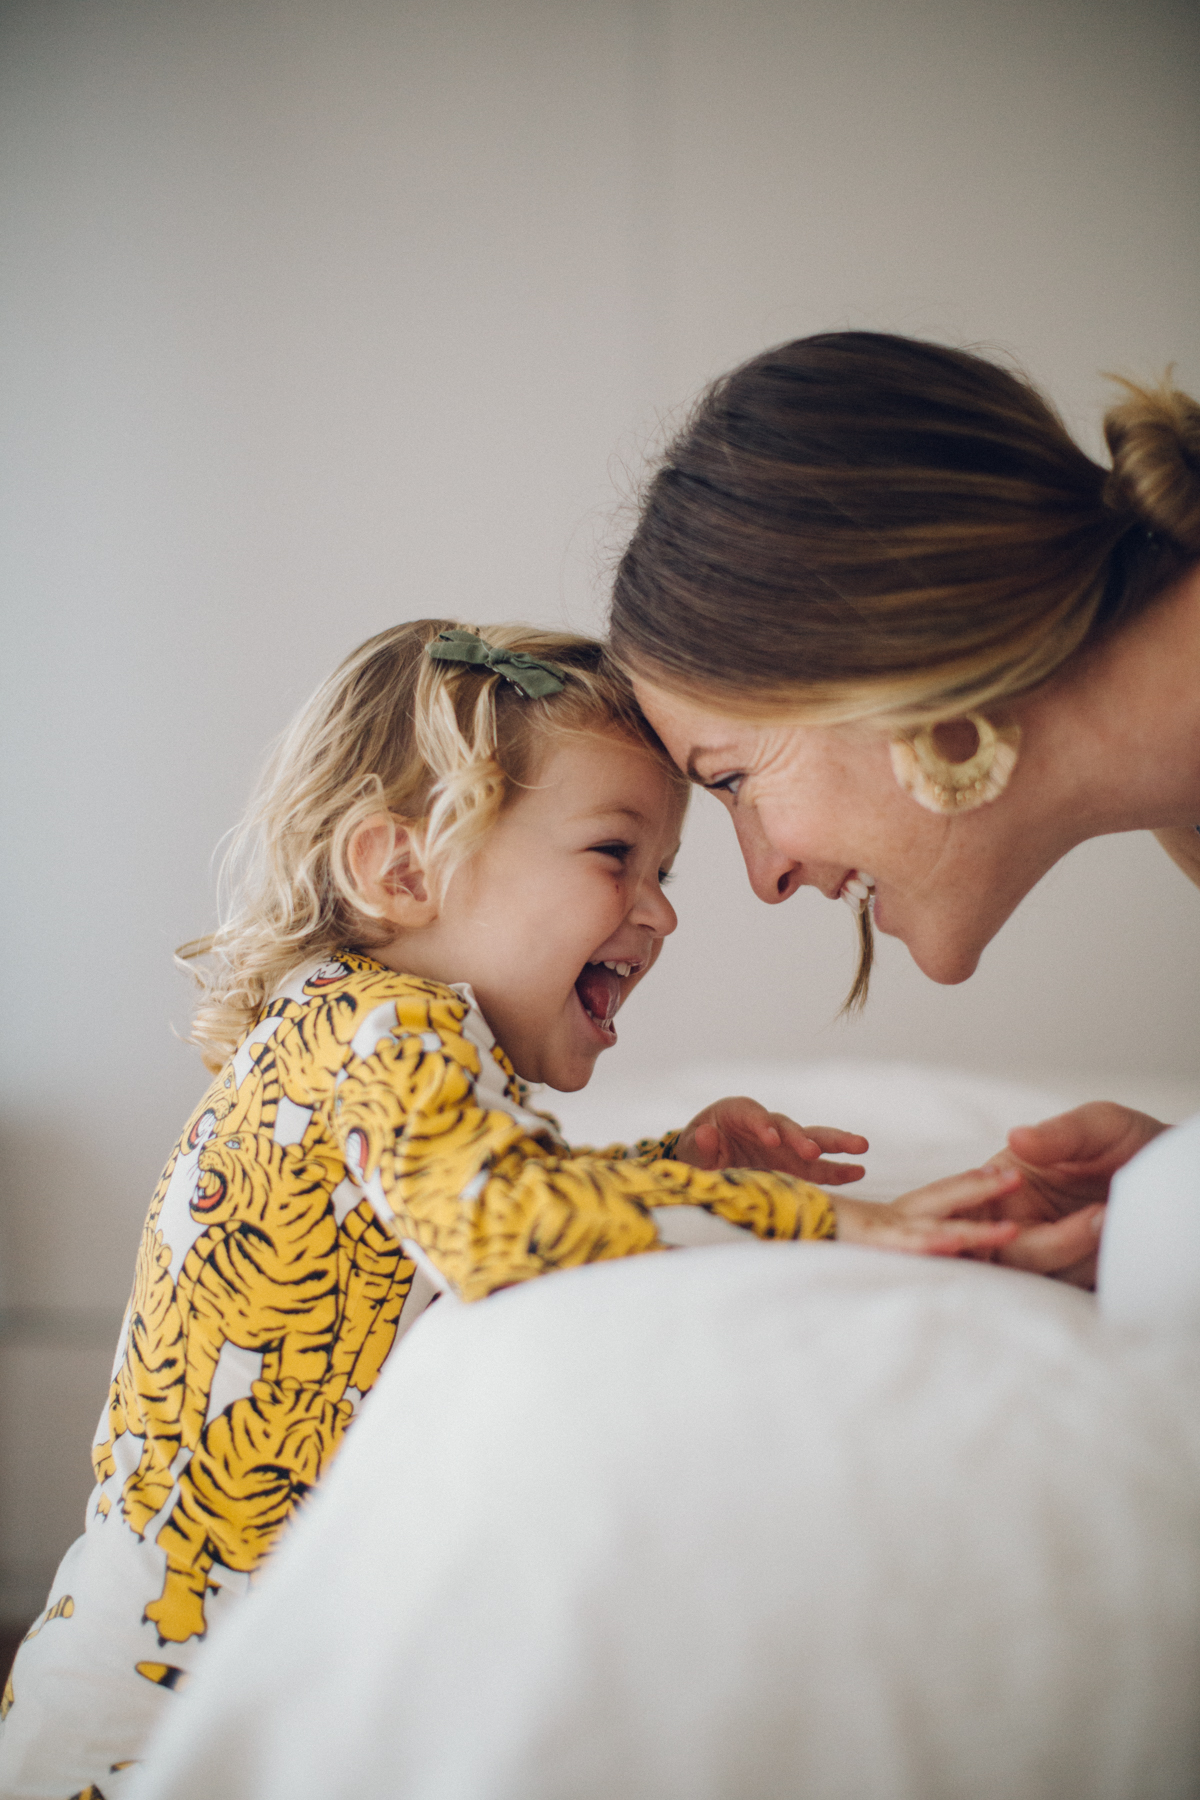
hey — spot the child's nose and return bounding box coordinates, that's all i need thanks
[633,879,678,938]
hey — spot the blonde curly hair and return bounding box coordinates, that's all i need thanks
[179,619,680,1070]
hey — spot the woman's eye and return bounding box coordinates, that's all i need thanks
[706,773,745,799]
[658,868,675,886]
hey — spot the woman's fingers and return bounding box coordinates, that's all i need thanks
[1007,1102,1166,1176]
[837,1162,1106,1278]
[995,1205,1106,1279]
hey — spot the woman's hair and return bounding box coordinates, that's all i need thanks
[180,619,677,1070]
[610,330,1200,1009]
[610,331,1200,727]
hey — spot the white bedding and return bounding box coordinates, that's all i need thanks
[126,1062,1200,1800]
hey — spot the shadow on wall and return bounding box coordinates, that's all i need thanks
[0,1115,127,1619]
[0,1308,120,1624]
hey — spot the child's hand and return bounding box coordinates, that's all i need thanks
[674,1097,868,1185]
[833,1164,1025,1257]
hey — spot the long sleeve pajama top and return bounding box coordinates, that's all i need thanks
[0,951,834,1797]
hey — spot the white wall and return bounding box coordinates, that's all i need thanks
[2,0,1197,1618]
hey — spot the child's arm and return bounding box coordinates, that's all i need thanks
[666,1102,1027,1256]
[331,1029,839,1302]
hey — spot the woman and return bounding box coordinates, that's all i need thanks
[610,331,1200,1290]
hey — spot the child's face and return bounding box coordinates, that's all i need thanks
[404,730,684,1090]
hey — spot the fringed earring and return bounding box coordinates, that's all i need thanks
[890,714,1020,815]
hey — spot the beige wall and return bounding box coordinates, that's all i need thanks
[2,0,1197,1617]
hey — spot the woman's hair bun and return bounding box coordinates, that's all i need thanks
[1103,375,1200,555]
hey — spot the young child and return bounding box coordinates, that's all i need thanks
[0,621,1022,1795]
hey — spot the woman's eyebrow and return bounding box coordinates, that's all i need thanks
[685,749,720,783]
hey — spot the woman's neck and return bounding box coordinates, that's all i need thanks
[1023,560,1200,840]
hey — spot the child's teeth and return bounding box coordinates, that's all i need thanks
[844,877,870,901]
[602,960,632,977]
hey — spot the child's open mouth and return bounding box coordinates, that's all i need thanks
[573,960,637,1044]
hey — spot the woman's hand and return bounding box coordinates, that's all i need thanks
[833,1165,1025,1257]
[979,1101,1169,1287]
[673,1097,868,1184]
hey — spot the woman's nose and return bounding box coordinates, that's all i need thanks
[734,810,803,904]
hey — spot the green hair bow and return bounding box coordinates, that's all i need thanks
[426,629,566,698]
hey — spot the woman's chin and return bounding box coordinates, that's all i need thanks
[897,922,984,986]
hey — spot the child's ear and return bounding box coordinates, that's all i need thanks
[347,814,438,929]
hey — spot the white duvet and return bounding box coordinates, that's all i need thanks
[127,1063,1200,1800]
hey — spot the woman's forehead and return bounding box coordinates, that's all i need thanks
[632,679,762,759]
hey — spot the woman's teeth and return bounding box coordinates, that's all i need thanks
[601,960,634,978]
[840,872,876,909]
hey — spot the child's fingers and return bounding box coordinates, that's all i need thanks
[867,1215,1023,1257]
[761,1115,819,1160]
[806,1158,866,1186]
[905,1219,1023,1256]
[895,1164,1023,1219]
[772,1119,869,1162]
[801,1125,870,1155]
[691,1121,721,1165]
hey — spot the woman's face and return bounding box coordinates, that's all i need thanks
[633,678,1056,985]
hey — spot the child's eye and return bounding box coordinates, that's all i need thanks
[705,773,745,800]
[591,841,632,862]
[658,868,675,886]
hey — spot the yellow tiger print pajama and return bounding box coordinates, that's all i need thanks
[0,952,834,1798]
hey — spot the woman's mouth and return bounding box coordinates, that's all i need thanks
[838,871,876,910]
[573,959,640,1043]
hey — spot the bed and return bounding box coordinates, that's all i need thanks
[125,1061,1200,1800]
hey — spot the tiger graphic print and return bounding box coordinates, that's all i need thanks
[0,952,834,1797]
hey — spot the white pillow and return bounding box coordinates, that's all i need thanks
[129,1242,1200,1800]
[1101,1111,1200,1330]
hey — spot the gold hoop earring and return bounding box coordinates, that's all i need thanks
[889,714,1020,815]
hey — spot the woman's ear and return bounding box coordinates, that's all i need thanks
[347,814,439,929]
